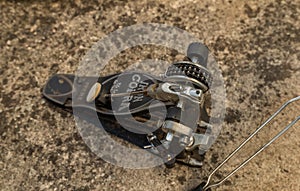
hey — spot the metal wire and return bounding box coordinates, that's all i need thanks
[202,96,300,191]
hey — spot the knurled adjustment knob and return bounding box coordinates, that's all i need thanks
[165,61,212,91]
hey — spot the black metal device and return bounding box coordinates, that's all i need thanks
[43,42,214,167]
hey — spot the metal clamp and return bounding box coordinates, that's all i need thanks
[186,133,210,151]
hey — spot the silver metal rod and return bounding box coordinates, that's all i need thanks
[204,116,299,190]
[202,96,300,190]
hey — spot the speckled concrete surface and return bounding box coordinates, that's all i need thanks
[1,0,299,191]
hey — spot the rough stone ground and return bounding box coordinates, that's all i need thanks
[1,0,299,191]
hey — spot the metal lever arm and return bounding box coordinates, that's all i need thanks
[198,96,300,191]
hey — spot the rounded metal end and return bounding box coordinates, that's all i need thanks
[86,82,102,102]
[187,42,209,68]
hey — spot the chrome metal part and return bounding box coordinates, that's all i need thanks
[179,136,193,147]
[162,120,194,137]
[186,133,210,151]
[164,60,213,91]
[146,82,203,104]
